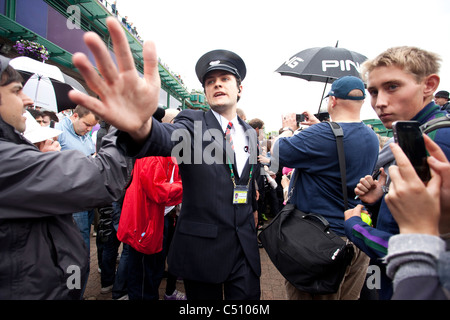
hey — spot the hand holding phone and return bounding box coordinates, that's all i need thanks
[296,114,305,123]
[392,121,431,182]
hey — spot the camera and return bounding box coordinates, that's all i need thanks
[296,114,305,123]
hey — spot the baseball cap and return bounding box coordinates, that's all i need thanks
[23,110,62,144]
[195,49,246,86]
[326,76,366,100]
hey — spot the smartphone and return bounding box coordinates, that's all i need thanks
[392,121,431,182]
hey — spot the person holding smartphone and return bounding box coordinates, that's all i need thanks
[344,46,450,299]
[384,135,450,299]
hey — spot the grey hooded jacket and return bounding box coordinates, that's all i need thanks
[0,116,129,299]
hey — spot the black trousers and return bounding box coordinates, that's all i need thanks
[127,247,165,300]
[183,248,260,300]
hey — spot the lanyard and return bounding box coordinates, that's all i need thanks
[227,156,253,188]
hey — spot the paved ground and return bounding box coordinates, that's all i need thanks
[83,225,287,300]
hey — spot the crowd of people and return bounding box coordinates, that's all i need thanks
[97,1,142,41]
[0,16,449,301]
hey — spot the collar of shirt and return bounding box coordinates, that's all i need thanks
[413,102,445,124]
[56,116,95,156]
[60,117,86,140]
[211,109,249,176]
[211,109,238,134]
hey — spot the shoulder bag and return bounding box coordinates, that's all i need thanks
[258,122,354,294]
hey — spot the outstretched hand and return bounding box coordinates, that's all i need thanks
[68,17,160,143]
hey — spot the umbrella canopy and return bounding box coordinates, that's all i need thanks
[9,56,87,113]
[275,46,368,83]
[275,46,368,113]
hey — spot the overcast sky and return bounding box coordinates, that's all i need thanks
[116,0,450,131]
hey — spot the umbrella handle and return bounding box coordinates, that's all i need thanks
[318,77,330,114]
[33,74,42,109]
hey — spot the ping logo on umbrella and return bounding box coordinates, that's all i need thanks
[285,56,304,68]
[275,46,368,114]
[322,60,362,73]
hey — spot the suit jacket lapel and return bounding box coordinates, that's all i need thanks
[204,110,258,181]
[204,110,222,132]
[235,118,258,183]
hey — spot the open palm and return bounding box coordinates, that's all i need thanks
[69,17,160,143]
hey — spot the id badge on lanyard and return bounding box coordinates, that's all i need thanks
[227,157,253,205]
[233,185,249,204]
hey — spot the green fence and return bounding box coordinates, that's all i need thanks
[363,119,393,137]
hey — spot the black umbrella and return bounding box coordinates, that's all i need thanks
[275,44,368,112]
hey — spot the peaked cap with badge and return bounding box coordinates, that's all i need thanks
[195,49,246,86]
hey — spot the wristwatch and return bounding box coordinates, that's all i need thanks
[281,127,294,135]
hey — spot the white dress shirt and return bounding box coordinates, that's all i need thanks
[211,109,249,176]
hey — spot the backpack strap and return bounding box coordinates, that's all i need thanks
[420,113,450,140]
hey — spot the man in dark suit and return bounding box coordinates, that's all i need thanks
[68,18,260,300]
[145,50,261,300]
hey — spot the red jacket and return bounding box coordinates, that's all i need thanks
[118,157,182,254]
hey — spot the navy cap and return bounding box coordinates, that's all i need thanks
[435,90,449,100]
[326,76,365,100]
[195,49,246,86]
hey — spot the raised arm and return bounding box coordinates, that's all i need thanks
[68,17,160,144]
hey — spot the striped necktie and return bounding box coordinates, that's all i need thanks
[225,121,234,150]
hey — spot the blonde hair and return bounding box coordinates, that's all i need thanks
[361,46,441,83]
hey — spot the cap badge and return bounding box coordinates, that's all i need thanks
[209,60,221,66]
